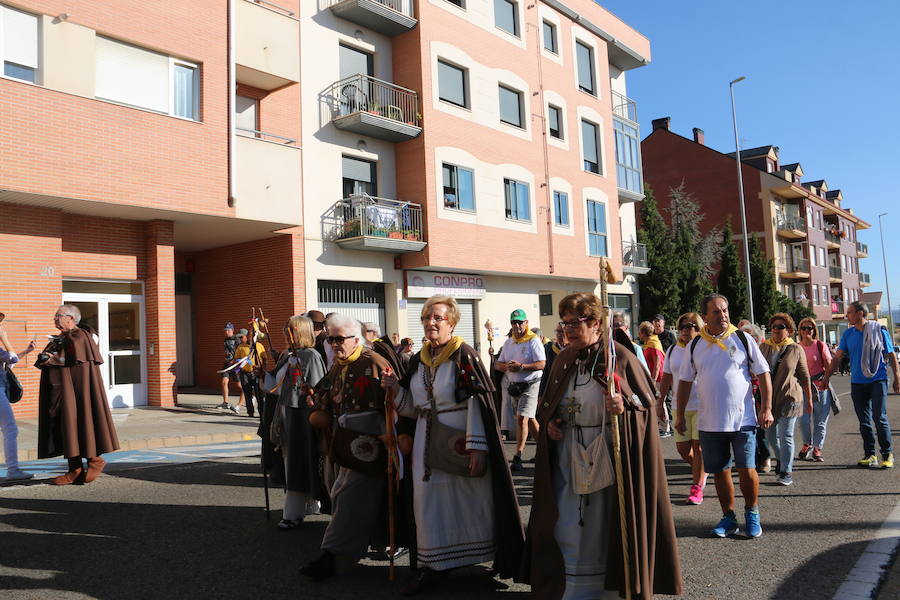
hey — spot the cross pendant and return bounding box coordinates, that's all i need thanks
[565,397,581,425]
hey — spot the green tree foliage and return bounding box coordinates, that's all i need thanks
[716,220,749,321]
[637,186,681,322]
[666,184,719,317]
[775,292,815,326]
[748,236,779,324]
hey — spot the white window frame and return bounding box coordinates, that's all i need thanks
[585,198,608,257]
[498,84,524,129]
[170,57,200,121]
[553,190,570,228]
[542,20,558,54]
[0,4,39,84]
[580,118,603,175]
[574,38,597,96]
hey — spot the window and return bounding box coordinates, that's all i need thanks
[95,37,199,120]
[575,41,595,95]
[442,163,475,211]
[499,85,524,128]
[813,285,820,306]
[494,0,519,36]
[539,293,554,316]
[581,119,601,174]
[819,247,826,267]
[342,155,377,197]
[614,118,641,192]
[806,206,813,228]
[542,20,558,53]
[816,210,822,229]
[548,104,563,139]
[553,191,569,227]
[235,95,258,135]
[504,178,530,221]
[810,245,817,267]
[0,5,38,83]
[438,60,467,108]
[445,0,464,6]
[586,200,607,256]
[339,43,374,79]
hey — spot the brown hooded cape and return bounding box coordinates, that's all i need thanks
[36,326,120,459]
[524,341,682,599]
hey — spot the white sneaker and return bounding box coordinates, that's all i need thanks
[229,404,241,414]
[6,468,34,481]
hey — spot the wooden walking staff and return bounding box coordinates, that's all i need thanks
[599,257,632,600]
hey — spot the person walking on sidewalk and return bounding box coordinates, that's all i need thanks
[219,322,244,410]
[797,317,833,462]
[759,313,812,487]
[36,304,120,485]
[824,301,900,468]
[677,294,773,538]
[233,328,268,417]
[495,309,545,472]
[0,317,36,481]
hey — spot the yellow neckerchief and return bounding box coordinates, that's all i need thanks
[513,328,537,344]
[420,336,465,368]
[644,334,663,352]
[336,342,364,367]
[764,336,795,349]
[552,342,564,355]
[676,339,688,348]
[699,324,739,352]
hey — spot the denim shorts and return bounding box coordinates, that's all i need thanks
[699,426,757,473]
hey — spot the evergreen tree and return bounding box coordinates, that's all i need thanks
[637,186,680,322]
[775,292,815,326]
[716,221,749,321]
[666,183,720,316]
[748,236,779,324]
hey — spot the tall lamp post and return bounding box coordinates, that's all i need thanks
[878,212,894,337]
[730,76,754,323]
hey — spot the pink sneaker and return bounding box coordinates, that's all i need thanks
[686,484,704,505]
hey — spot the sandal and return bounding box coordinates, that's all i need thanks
[277,518,303,530]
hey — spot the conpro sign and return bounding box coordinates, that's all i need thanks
[406,271,486,299]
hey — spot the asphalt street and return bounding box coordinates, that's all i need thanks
[1,374,898,599]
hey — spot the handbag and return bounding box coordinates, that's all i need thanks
[570,399,615,495]
[816,341,841,416]
[329,426,387,476]
[5,368,22,404]
[423,365,484,479]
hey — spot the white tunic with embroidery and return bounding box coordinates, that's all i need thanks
[553,373,618,600]
[402,359,495,571]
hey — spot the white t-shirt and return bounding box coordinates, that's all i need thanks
[663,343,700,412]
[498,335,546,383]
[678,332,770,432]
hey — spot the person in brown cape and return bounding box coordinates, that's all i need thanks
[524,292,682,599]
[36,304,120,485]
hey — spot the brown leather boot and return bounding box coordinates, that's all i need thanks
[84,457,107,483]
[52,458,84,486]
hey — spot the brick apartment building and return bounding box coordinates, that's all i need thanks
[1,0,650,416]
[642,118,871,343]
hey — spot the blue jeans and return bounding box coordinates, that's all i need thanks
[851,381,893,457]
[699,426,757,473]
[800,388,831,449]
[765,415,798,474]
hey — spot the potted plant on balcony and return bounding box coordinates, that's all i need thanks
[372,228,388,238]
[368,103,383,117]
[388,230,404,239]
[403,229,420,241]
[342,219,360,238]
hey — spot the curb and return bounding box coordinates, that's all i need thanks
[22,432,258,461]
[834,500,900,599]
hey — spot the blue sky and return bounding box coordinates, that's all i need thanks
[601,0,900,313]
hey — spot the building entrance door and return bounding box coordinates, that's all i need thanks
[62,290,147,408]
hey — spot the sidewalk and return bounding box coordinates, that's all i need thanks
[13,392,261,461]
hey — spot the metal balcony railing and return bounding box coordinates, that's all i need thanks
[326,74,420,127]
[825,231,841,245]
[857,241,869,255]
[622,242,647,269]
[611,90,638,123]
[775,215,806,232]
[244,0,295,16]
[778,257,809,273]
[829,265,842,279]
[860,272,871,284]
[322,0,410,15]
[236,126,296,145]
[325,194,423,241]
[831,299,845,314]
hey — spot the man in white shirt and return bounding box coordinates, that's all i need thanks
[496,309,546,472]
[677,294,773,539]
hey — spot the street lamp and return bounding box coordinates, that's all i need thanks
[730,76,754,323]
[878,212,894,336]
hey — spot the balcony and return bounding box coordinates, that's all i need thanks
[774,215,807,240]
[857,241,869,257]
[831,299,845,317]
[825,230,841,249]
[622,242,649,275]
[325,75,421,142]
[236,0,300,90]
[325,194,426,253]
[612,91,643,203]
[323,0,417,36]
[778,257,810,279]
[829,265,842,283]
[860,272,871,287]
[234,133,302,225]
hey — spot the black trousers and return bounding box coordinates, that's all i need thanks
[239,371,261,417]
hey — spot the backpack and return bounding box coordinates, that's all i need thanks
[690,330,754,373]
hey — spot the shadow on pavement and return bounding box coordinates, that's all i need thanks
[773,539,875,599]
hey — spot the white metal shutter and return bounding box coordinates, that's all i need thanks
[407,300,476,349]
[95,36,169,113]
[2,6,38,69]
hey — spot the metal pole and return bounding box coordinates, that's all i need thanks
[730,76,754,323]
[878,213,894,336]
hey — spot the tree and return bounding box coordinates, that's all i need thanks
[775,292,815,326]
[665,183,720,318]
[716,220,749,321]
[748,236,779,325]
[637,185,681,323]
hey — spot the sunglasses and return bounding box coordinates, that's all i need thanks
[510,320,525,325]
[771,324,788,331]
[799,326,814,331]
[313,322,325,330]
[678,323,698,331]
[327,335,356,344]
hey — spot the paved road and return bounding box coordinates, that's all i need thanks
[1,374,898,599]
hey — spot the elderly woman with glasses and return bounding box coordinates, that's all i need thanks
[382,294,523,596]
[36,304,120,485]
[796,317,833,462]
[760,313,813,486]
[525,292,681,600]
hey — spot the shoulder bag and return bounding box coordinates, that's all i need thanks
[5,368,23,403]
[816,340,841,415]
[422,364,484,480]
[330,426,387,476]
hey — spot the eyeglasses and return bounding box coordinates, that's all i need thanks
[678,323,698,331]
[510,320,525,325]
[327,335,356,344]
[559,317,591,329]
[366,329,377,334]
[421,314,450,324]
[771,324,788,331]
[799,326,814,331]
[313,322,325,330]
